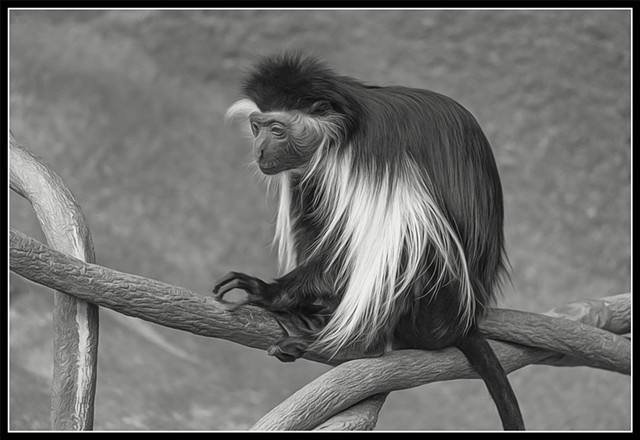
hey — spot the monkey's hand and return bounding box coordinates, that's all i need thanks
[212,271,274,311]
[213,272,337,362]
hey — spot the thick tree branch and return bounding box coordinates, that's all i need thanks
[10,133,99,430]
[480,309,629,374]
[10,227,630,430]
[301,294,632,431]
[312,393,390,431]
[10,228,630,368]
[253,298,630,430]
[10,228,289,357]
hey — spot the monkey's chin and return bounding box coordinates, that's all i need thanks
[258,162,283,175]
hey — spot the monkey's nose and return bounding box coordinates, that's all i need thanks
[255,146,264,161]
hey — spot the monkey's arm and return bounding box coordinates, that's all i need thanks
[213,260,339,362]
[213,258,338,313]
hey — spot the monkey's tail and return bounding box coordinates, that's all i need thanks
[456,332,525,430]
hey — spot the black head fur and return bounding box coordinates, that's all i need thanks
[242,52,361,133]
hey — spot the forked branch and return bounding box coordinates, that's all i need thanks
[10,134,98,430]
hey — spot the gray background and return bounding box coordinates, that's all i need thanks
[9,9,630,430]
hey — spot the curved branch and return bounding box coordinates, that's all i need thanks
[480,309,629,374]
[9,228,630,430]
[252,330,628,431]
[544,293,630,335]
[10,228,290,356]
[312,393,390,431]
[253,296,630,430]
[10,228,630,366]
[10,133,99,430]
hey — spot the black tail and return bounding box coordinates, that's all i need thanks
[457,332,525,430]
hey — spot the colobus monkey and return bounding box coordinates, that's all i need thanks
[214,53,524,430]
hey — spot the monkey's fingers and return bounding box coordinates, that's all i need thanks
[212,282,256,310]
[212,280,242,300]
[212,271,246,296]
[212,272,272,311]
[213,272,262,298]
[213,289,257,312]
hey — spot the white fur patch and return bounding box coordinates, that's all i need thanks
[301,149,474,354]
[273,174,297,273]
[225,98,260,124]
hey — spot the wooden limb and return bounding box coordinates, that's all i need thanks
[10,227,630,430]
[10,133,99,430]
[312,393,390,431]
[480,309,630,374]
[251,330,629,430]
[253,295,631,430]
[251,341,541,430]
[10,228,291,357]
[11,227,630,370]
[535,294,631,369]
[544,293,630,334]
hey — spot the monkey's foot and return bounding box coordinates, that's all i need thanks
[267,336,310,362]
[212,271,272,311]
[275,306,332,336]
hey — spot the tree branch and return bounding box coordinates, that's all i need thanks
[10,133,99,430]
[10,227,630,430]
[312,393,390,431]
[10,227,630,367]
[253,297,630,430]
[480,309,629,374]
[10,228,289,355]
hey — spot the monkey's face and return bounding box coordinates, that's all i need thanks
[248,112,320,175]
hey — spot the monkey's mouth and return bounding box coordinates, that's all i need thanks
[257,160,282,175]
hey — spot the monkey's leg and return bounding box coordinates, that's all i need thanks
[265,336,312,362]
[266,308,333,362]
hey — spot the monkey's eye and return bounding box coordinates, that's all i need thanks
[250,121,260,137]
[270,124,286,139]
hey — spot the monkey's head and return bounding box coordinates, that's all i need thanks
[226,52,360,176]
[244,106,329,175]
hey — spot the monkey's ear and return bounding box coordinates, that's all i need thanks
[309,100,333,115]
